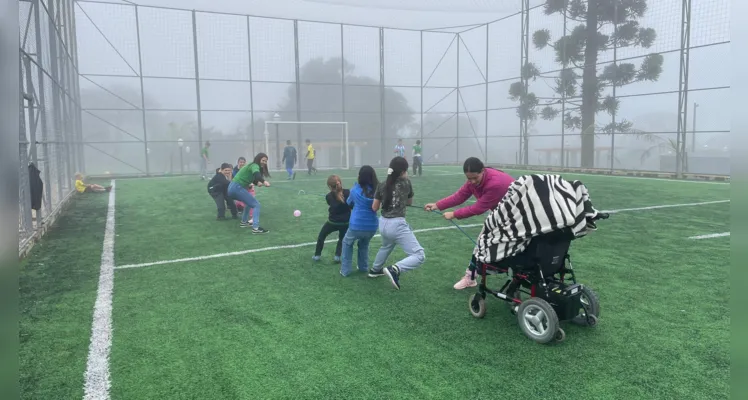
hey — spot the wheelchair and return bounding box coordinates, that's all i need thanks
[468,213,609,344]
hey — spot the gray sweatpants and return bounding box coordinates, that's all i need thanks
[372,217,425,273]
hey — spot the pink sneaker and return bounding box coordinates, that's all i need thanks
[453,269,477,290]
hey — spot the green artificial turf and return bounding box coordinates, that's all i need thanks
[20,167,730,399]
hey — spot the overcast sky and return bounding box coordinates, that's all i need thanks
[64,0,730,154]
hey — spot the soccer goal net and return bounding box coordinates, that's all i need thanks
[264,121,349,171]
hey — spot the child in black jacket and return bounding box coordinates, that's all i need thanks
[313,175,351,263]
[208,163,238,220]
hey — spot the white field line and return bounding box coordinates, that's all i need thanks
[503,168,730,185]
[115,223,484,270]
[600,199,729,214]
[115,199,729,271]
[83,180,116,400]
[688,232,730,240]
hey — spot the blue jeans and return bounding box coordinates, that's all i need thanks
[228,181,260,228]
[372,217,425,273]
[341,229,376,276]
[285,162,294,178]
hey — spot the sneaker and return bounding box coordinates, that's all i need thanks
[368,269,385,278]
[312,255,321,262]
[248,219,253,225]
[252,227,269,234]
[105,186,112,192]
[383,265,401,290]
[333,256,341,263]
[240,221,251,228]
[453,272,477,290]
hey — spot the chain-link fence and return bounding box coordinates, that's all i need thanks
[71,0,729,178]
[17,0,731,250]
[19,0,84,254]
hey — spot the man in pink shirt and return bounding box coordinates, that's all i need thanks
[424,157,514,289]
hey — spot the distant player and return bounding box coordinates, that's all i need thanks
[393,139,405,159]
[412,139,423,177]
[282,140,297,180]
[305,139,317,175]
[200,140,211,180]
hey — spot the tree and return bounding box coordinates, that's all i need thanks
[510,0,663,167]
[275,57,415,165]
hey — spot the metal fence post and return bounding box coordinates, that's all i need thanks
[675,0,692,178]
[484,23,489,164]
[341,23,347,166]
[294,20,302,167]
[379,27,385,165]
[456,32,460,163]
[134,5,150,175]
[47,0,65,201]
[191,10,204,168]
[610,2,618,171]
[246,16,255,157]
[561,5,567,168]
[419,30,424,151]
[69,0,85,173]
[33,0,52,214]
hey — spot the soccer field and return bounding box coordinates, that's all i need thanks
[20,166,730,399]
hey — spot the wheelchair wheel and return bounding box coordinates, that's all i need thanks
[469,293,486,318]
[554,328,566,342]
[572,286,600,326]
[517,298,559,344]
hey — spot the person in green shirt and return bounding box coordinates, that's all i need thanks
[228,152,271,234]
[200,141,211,180]
[412,140,423,177]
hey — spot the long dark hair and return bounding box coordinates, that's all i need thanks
[327,175,344,203]
[463,157,484,173]
[357,165,379,198]
[252,153,271,178]
[382,156,409,211]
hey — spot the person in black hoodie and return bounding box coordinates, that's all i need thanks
[208,163,238,220]
[313,175,351,263]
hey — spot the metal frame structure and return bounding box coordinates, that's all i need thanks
[18,0,731,254]
[19,0,83,256]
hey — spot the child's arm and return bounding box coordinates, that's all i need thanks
[372,184,382,212]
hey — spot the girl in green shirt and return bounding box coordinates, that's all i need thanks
[228,153,271,234]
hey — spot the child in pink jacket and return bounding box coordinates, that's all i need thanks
[424,157,514,289]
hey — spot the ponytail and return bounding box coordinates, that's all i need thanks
[382,156,409,211]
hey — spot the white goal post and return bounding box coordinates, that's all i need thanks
[264,120,349,170]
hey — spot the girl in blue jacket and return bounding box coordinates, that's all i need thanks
[340,165,379,276]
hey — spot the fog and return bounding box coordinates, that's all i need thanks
[46,0,731,174]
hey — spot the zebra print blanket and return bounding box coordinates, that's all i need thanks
[473,174,601,264]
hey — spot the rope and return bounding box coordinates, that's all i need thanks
[269,186,478,245]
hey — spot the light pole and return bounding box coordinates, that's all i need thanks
[273,112,281,169]
[177,138,184,175]
[185,146,191,173]
[691,103,698,152]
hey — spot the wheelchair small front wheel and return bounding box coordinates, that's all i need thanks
[572,286,601,326]
[469,293,486,318]
[517,298,559,344]
[554,328,566,342]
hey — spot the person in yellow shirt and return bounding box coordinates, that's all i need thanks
[75,173,111,193]
[305,139,318,175]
